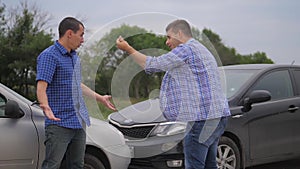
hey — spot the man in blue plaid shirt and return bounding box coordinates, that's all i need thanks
[116,19,230,169]
[36,17,115,169]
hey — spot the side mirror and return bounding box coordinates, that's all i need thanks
[241,90,271,112]
[5,100,24,118]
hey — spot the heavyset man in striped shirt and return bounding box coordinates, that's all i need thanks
[116,19,230,169]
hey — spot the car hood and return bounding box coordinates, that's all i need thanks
[109,98,167,126]
[86,117,132,158]
[87,117,126,145]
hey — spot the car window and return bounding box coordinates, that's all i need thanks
[223,69,259,98]
[292,69,300,95]
[0,94,6,117]
[251,70,294,100]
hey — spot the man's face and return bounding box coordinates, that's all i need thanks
[165,29,181,49]
[70,24,84,50]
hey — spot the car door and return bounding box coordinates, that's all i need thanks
[289,68,300,155]
[0,92,39,169]
[244,69,300,160]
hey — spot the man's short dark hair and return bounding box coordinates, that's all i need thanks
[58,17,84,38]
[166,19,192,37]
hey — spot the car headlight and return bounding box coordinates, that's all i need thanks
[150,122,187,137]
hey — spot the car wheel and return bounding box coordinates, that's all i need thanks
[217,136,241,169]
[84,153,106,169]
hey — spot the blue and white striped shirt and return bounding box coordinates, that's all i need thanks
[145,38,230,122]
[36,41,90,128]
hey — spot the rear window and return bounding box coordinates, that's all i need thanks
[252,70,294,100]
[292,69,300,95]
[0,94,6,117]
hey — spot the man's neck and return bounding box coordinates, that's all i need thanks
[58,39,71,53]
[181,37,192,44]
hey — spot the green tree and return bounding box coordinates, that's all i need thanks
[124,32,168,98]
[80,24,149,93]
[0,2,7,83]
[80,24,168,99]
[238,52,273,64]
[201,28,240,65]
[200,28,273,65]
[0,1,53,99]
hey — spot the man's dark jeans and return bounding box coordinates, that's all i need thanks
[42,125,86,169]
[184,117,228,169]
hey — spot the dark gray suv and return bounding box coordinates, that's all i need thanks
[109,64,300,169]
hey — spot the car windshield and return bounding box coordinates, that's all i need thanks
[221,69,259,98]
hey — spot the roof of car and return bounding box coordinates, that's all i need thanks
[222,64,300,70]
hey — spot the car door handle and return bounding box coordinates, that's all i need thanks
[232,114,243,118]
[288,106,299,112]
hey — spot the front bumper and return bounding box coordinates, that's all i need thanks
[128,141,184,169]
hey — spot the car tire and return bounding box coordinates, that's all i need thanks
[84,153,106,169]
[217,136,241,169]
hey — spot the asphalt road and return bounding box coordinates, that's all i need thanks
[129,159,299,169]
[247,160,299,169]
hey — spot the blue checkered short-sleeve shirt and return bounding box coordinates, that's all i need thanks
[36,41,90,128]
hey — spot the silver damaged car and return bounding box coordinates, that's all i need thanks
[0,83,132,169]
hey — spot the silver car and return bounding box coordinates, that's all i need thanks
[0,83,131,169]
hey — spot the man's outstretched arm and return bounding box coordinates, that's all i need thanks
[116,36,147,69]
[81,83,116,111]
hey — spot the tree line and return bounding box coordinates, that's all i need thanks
[0,2,53,99]
[0,1,273,100]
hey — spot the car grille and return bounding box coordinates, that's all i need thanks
[129,158,154,169]
[110,122,155,138]
[128,149,185,169]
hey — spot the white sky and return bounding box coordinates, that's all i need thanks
[3,0,300,64]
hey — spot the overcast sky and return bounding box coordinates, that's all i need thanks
[3,0,300,64]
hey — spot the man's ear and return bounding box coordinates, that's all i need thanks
[66,29,73,39]
[177,30,184,41]
[178,30,182,36]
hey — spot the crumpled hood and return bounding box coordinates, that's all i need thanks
[109,98,167,126]
[86,117,126,145]
[86,117,132,159]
